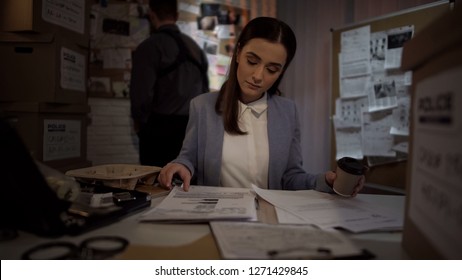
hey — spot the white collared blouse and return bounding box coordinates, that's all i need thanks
[220,93,269,189]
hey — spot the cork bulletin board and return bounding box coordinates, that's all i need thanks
[330,1,450,189]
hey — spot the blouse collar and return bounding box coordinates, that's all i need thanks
[239,93,268,118]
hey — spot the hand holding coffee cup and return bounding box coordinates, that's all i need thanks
[333,157,366,197]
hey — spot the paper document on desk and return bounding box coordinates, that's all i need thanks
[139,186,257,222]
[210,221,363,259]
[252,185,403,233]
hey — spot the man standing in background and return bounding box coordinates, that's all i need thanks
[130,0,209,167]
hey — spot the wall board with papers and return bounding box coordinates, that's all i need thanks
[330,1,450,189]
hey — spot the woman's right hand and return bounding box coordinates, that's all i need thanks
[158,162,192,191]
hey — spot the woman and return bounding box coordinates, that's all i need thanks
[158,17,364,195]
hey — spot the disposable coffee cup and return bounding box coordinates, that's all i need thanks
[333,157,365,197]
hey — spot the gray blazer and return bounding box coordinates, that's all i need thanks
[173,92,332,192]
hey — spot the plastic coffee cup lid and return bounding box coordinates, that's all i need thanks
[337,157,364,175]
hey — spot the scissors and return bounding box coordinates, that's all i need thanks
[21,236,129,260]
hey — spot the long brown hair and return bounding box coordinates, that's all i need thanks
[215,17,297,135]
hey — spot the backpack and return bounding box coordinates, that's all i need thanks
[156,29,209,92]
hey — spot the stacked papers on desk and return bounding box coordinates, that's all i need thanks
[139,186,257,223]
[252,185,404,233]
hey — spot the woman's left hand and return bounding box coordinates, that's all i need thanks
[350,175,365,197]
[325,171,366,197]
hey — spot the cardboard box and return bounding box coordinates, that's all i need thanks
[0,102,90,171]
[401,6,462,259]
[0,0,90,46]
[0,32,88,104]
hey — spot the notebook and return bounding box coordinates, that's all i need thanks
[0,119,151,237]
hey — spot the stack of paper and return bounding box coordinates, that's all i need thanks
[139,186,257,223]
[252,185,404,233]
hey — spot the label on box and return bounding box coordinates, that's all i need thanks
[42,0,85,34]
[409,66,462,259]
[61,47,86,92]
[43,119,81,161]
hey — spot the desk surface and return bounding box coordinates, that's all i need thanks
[0,192,408,260]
